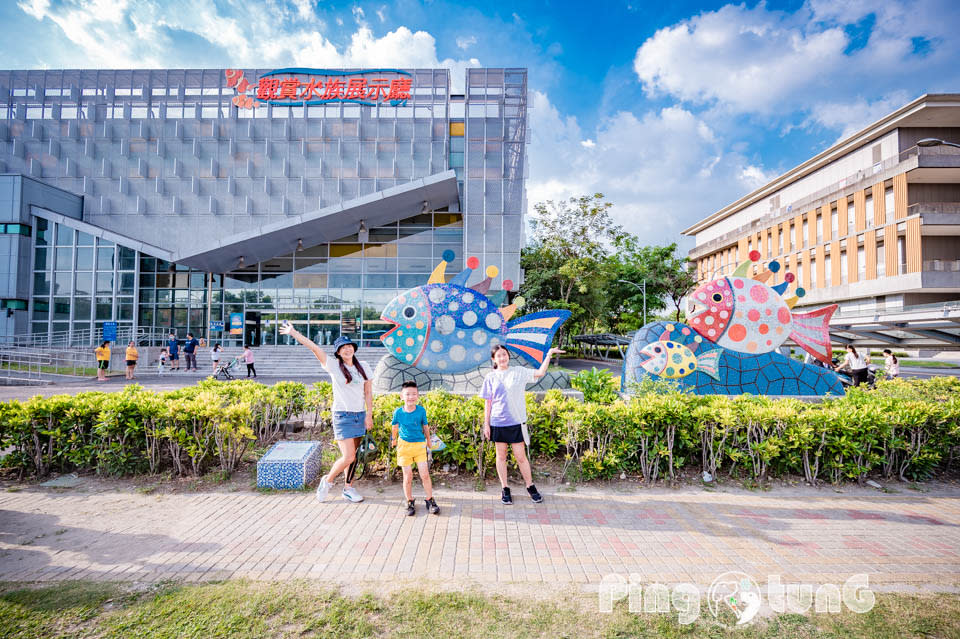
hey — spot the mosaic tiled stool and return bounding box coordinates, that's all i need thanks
[256,441,323,490]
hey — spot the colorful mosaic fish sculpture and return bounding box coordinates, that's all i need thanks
[380,251,570,374]
[688,250,837,364]
[622,251,844,396]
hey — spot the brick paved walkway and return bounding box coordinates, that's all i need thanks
[1,484,958,590]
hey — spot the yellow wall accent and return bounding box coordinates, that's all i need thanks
[872,182,886,226]
[449,122,465,136]
[837,196,848,237]
[821,205,832,242]
[831,240,842,284]
[794,214,804,249]
[864,229,877,280]
[884,224,897,276]
[906,217,922,273]
[847,240,858,283]
[854,190,866,232]
[815,244,825,288]
[893,173,908,220]
[807,209,817,247]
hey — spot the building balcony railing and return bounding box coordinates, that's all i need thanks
[923,259,960,272]
[690,143,960,259]
[908,202,960,215]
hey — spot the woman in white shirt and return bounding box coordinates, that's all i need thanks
[882,349,900,379]
[836,344,869,386]
[281,324,371,504]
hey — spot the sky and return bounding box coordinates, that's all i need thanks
[4,0,960,252]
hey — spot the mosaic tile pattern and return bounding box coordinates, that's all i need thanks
[257,441,323,490]
[379,253,570,374]
[373,351,570,393]
[622,321,845,396]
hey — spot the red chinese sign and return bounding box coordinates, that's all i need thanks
[225,68,413,110]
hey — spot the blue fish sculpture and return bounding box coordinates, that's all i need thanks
[380,251,570,373]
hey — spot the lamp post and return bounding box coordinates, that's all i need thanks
[617,279,647,326]
[917,137,960,149]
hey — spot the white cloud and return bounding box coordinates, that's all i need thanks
[456,35,477,50]
[528,92,770,247]
[376,6,386,23]
[15,1,480,89]
[633,0,960,127]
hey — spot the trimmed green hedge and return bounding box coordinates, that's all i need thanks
[1,377,958,485]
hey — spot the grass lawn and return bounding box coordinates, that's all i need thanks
[0,362,101,377]
[869,358,959,369]
[2,580,959,639]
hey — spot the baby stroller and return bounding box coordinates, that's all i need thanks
[214,356,243,380]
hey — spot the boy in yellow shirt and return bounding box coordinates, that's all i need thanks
[391,381,440,516]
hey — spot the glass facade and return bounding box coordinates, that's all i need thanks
[0,67,528,344]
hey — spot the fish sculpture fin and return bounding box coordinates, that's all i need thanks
[504,310,572,365]
[428,250,460,284]
[772,280,790,296]
[754,269,774,283]
[488,290,508,306]
[470,276,493,295]
[448,268,472,287]
[696,348,722,381]
[785,287,805,309]
[500,303,518,321]
[732,259,753,277]
[789,304,837,364]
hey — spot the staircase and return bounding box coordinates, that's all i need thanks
[168,346,388,378]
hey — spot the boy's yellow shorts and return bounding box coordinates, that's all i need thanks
[397,439,428,466]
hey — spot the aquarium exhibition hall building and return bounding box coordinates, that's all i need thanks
[0,67,528,347]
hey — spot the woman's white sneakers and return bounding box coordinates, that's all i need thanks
[342,486,364,502]
[315,478,363,503]
[315,477,331,502]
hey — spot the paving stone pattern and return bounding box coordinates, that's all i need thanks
[1,486,958,589]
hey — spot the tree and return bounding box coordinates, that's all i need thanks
[521,194,624,340]
[656,249,697,322]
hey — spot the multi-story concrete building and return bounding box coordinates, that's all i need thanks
[0,67,529,347]
[684,94,960,351]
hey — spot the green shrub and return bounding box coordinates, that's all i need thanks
[0,378,958,487]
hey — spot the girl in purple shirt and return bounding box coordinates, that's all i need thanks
[481,344,563,504]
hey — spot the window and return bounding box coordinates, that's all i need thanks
[831,206,838,235]
[885,187,894,219]
[847,201,855,234]
[824,255,832,286]
[840,250,848,284]
[865,196,874,228]
[897,236,906,274]
[778,228,783,254]
[810,258,817,288]
[802,220,808,247]
[816,214,822,242]
[857,246,865,280]
[877,242,885,277]
[0,223,31,236]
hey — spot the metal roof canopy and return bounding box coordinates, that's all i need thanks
[174,171,460,272]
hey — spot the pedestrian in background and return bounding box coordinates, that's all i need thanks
[94,340,111,382]
[167,332,180,371]
[183,332,200,371]
[124,340,138,380]
[211,343,222,373]
[243,344,257,378]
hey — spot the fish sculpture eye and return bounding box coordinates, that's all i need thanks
[402,306,417,319]
[712,293,723,302]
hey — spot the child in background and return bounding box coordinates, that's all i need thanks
[158,348,168,375]
[391,381,440,516]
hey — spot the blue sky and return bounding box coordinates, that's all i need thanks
[5,0,960,250]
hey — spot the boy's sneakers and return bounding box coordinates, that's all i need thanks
[406,500,416,516]
[527,485,544,503]
[342,486,364,503]
[315,477,331,502]
[501,487,512,505]
[425,497,440,515]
